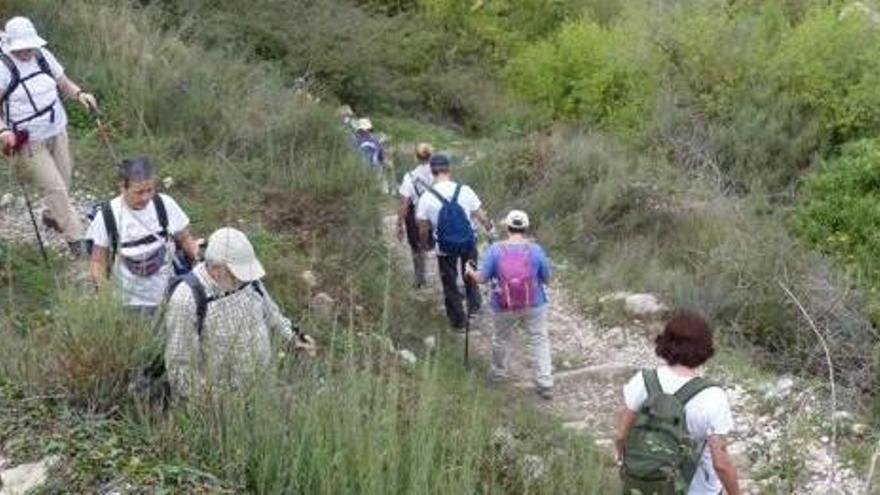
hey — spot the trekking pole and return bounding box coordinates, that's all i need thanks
[88,104,120,165]
[464,311,470,368]
[18,179,49,266]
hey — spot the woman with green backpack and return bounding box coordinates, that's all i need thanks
[615,310,741,495]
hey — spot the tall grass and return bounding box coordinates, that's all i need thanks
[0,254,613,491]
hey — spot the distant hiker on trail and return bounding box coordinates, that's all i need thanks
[397,142,434,288]
[615,310,741,495]
[0,16,97,255]
[416,153,493,332]
[164,227,316,399]
[465,210,554,400]
[86,157,200,316]
[351,117,388,193]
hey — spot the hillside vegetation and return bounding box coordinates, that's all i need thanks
[4,0,880,490]
[0,0,610,492]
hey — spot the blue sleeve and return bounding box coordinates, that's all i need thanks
[533,245,551,283]
[479,244,499,281]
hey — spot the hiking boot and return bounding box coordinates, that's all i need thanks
[450,325,467,334]
[536,386,553,401]
[41,210,61,233]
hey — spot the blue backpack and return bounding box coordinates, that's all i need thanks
[426,183,476,256]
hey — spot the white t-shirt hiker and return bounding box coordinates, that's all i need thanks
[0,47,67,141]
[87,194,189,307]
[398,163,433,203]
[414,180,482,253]
[623,366,734,495]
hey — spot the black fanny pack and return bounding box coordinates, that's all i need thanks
[121,243,168,277]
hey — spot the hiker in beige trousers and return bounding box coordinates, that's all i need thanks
[0,16,97,255]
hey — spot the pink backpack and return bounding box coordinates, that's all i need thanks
[496,243,535,311]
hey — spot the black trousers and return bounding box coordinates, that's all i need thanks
[437,250,481,329]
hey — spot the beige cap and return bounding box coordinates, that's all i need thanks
[3,17,46,52]
[504,210,530,229]
[204,227,266,282]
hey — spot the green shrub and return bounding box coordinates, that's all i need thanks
[505,17,653,130]
[795,139,880,317]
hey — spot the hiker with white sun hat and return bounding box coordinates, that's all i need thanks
[0,16,98,255]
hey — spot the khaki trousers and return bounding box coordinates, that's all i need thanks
[13,131,83,241]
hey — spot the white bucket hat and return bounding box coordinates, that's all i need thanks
[3,17,47,52]
[204,227,266,282]
[353,118,373,131]
[504,210,530,229]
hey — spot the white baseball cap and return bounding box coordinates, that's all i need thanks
[504,210,530,229]
[3,17,47,52]
[204,227,266,282]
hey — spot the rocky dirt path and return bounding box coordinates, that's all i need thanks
[382,213,867,494]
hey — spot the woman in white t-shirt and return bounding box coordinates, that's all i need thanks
[0,17,98,254]
[87,157,200,316]
[396,142,434,288]
[615,310,742,495]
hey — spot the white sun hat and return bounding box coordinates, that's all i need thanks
[3,17,47,52]
[353,118,373,131]
[504,210,530,229]
[204,227,266,282]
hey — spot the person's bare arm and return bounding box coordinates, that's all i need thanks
[472,209,493,232]
[709,435,742,495]
[89,246,109,288]
[56,75,97,110]
[614,408,638,460]
[418,219,432,250]
[397,196,410,242]
[174,227,200,262]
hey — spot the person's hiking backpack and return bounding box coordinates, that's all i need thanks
[495,243,535,311]
[99,195,191,276]
[426,183,476,256]
[404,176,434,250]
[0,51,57,130]
[621,369,718,495]
[130,273,269,407]
[165,272,266,336]
[359,138,382,167]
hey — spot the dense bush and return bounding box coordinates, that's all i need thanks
[796,139,880,316]
[505,18,653,130]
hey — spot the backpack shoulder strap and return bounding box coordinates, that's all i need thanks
[412,176,428,196]
[673,376,718,406]
[0,53,19,103]
[452,183,463,202]
[168,272,209,337]
[642,368,663,401]
[34,51,53,78]
[424,183,447,205]
[251,280,265,298]
[153,194,169,237]
[101,201,118,259]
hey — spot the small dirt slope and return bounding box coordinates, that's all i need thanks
[382,213,866,494]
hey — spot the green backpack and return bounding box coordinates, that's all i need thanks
[621,369,718,495]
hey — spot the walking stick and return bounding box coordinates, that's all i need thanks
[19,181,49,265]
[89,104,119,165]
